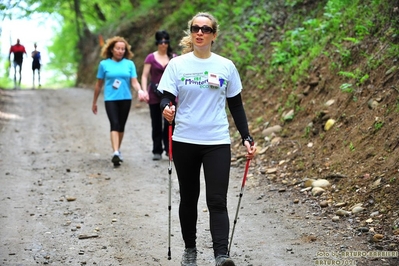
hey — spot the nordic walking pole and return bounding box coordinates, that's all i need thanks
[228,158,251,256]
[167,102,173,260]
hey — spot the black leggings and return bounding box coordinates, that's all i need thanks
[105,100,131,132]
[172,141,231,257]
[149,103,173,154]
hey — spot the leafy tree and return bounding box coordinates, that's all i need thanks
[1,0,139,85]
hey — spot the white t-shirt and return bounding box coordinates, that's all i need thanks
[158,52,242,145]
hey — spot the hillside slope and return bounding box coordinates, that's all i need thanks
[246,33,399,254]
[238,0,399,255]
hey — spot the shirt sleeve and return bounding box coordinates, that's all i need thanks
[157,59,178,96]
[144,53,154,64]
[130,60,138,78]
[96,61,105,79]
[226,61,242,98]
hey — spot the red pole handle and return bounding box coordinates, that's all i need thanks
[168,102,173,160]
[241,159,251,188]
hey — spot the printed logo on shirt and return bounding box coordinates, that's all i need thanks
[181,71,226,89]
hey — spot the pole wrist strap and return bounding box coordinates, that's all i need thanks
[242,135,254,146]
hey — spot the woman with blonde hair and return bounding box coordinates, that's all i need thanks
[158,12,256,266]
[92,36,148,166]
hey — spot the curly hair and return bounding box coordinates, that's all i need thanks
[179,12,219,54]
[100,36,134,59]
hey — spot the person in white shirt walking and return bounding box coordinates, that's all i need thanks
[159,12,257,266]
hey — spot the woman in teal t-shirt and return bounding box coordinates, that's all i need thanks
[92,36,148,166]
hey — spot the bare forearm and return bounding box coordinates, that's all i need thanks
[131,78,143,93]
[93,89,100,104]
[141,76,148,93]
[93,80,103,104]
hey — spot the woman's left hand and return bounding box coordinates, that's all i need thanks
[138,90,149,103]
[244,141,257,160]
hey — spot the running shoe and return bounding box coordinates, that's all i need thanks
[152,153,162,160]
[112,152,122,166]
[181,247,197,266]
[215,255,235,266]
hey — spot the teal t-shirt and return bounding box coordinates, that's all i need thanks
[96,58,137,101]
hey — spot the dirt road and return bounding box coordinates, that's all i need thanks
[0,88,383,265]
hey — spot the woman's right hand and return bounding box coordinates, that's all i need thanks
[162,104,175,124]
[92,104,98,115]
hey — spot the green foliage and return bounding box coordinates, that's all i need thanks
[303,125,311,138]
[214,0,271,72]
[336,67,368,100]
[374,121,384,131]
[340,83,353,93]
[332,41,352,67]
[349,142,355,152]
[284,0,305,7]
[358,73,369,85]
[0,76,14,89]
[22,0,136,31]
[285,93,298,109]
[283,113,294,122]
[338,71,356,79]
[342,37,360,44]
[46,21,79,82]
[0,57,15,88]
[255,116,264,126]
[4,0,141,85]
[3,0,394,90]
[387,44,399,58]
[267,0,384,96]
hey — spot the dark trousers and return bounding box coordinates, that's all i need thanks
[105,100,131,132]
[172,141,231,257]
[13,61,23,86]
[149,103,172,154]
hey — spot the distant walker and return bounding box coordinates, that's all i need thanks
[31,43,41,89]
[9,38,27,89]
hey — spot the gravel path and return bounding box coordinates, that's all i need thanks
[0,88,377,266]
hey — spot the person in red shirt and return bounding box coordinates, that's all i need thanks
[9,39,27,89]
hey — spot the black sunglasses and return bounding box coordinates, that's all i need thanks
[157,40,170,44]
[190,25,214,34]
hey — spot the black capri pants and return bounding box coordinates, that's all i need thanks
[104,100,131,132]
[172,141,231,257]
